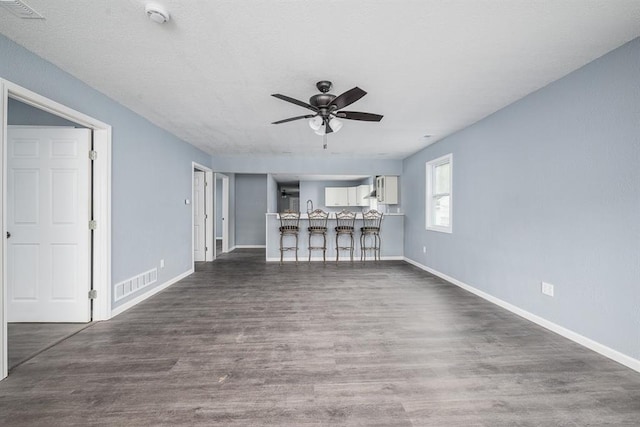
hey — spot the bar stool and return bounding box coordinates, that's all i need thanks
[360,210,383,261]
[307,209,329,262]
[279,211,300,263]
[335,210,356,262]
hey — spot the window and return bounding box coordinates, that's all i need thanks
[426,153,452,233]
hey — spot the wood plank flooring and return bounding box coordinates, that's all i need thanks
[8,323,90,370]
[1,249,639,425]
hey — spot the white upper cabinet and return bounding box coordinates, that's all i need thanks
[376,176,398,204]
[356,184,372,206]
[325,187,349,206]
[325,184,372,207]
[347,187,357,206]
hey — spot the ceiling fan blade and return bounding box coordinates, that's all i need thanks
[337,111,383,122]
[271,94,318,112]
[272,114,316,124]
[328,87,367,110]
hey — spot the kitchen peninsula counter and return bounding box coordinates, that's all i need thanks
[265,212,404,261]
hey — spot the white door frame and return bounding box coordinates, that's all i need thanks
[0,79,112,380]
[192,162,213,266]
[215,173,230,255]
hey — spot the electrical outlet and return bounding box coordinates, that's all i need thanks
[422,246,427,253]
[541,281,554,297]
[160,259,165,268]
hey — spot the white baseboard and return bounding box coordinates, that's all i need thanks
[235,245,266,249]
[111,268,194,318]
[403,257,640,373]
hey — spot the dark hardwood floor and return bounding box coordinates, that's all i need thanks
[8,322,90,370]
[1,249,639,425]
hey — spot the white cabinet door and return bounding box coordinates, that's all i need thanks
[347,187,357,206]
[356,185,371,206]
[7,126,91,322]
[325,187,349,206]
[376,176,398,204]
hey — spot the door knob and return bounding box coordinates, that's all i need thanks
[6,231,10,239]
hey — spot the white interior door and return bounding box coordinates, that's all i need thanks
[7,126,92,323]
[193,170,206,261]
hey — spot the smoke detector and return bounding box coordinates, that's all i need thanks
[145,3,170,24]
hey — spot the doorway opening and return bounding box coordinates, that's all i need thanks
[1,79,112,380]
[215,173,230,257]
[192,163,213,265]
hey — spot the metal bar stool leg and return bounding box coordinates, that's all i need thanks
[322,233,326,262]
[350,233,354,261]
[280,233,284,264]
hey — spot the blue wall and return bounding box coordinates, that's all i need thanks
[0,34,212,309]
[402,38,640,359]
[235,174,267,246]
[266,174,278,213]
[8,98,79,126]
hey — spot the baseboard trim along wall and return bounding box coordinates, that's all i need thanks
[403,257,640,374]
[111,268,194,318]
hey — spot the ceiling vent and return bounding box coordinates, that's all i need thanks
[0,0,44,19]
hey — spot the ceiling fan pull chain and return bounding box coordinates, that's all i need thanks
[323,134,327,150]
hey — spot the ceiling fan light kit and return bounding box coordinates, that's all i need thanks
[308,115,323,131]
[329,117,343,133]
[272,80,383,148]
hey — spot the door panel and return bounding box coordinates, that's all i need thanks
[7,126,91,323]
[9,244,39,300]
[12,169,39,224]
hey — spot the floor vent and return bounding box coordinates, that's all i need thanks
[0,0,44,19]
[114,268,158,302]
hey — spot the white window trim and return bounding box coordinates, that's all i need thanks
[426,153,453,233]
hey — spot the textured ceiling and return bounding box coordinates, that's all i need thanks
[1,0,639,159]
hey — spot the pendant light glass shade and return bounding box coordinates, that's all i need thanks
[314,125,326,136]
[308,116,323,131]
[329,117,343,132]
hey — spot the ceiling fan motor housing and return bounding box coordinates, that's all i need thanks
[309,93,336,109]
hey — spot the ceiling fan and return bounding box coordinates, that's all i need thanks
[271,80,383,136]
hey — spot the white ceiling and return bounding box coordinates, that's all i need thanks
[1,1,639,160]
